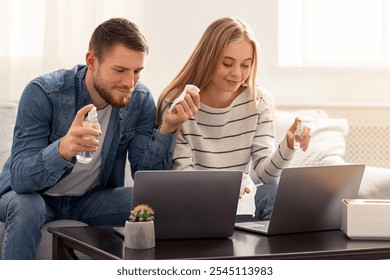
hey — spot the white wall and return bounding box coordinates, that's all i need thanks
[3,0,390,109]
[140,0,277,101]
[140,0,390,108]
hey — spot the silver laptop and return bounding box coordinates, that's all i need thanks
[235,164,365,235]
[131,170,242,239]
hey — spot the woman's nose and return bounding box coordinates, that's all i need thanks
[230,65,241,77]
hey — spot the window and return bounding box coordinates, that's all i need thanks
[278,0,390,67]
[0,0,46,58]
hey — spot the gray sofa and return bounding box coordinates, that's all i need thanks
[0,102,87,260]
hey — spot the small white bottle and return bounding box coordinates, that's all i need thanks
[294,121,304,150]
[76,106,100,164]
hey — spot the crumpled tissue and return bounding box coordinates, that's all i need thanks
[168,84,200,113]
[236,173,256,216]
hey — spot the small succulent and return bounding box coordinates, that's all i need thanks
[129,204,155,222]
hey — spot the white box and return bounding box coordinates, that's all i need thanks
[342,199,390,239]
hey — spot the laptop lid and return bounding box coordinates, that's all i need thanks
[132,170,242,239]
[236,164,365,235]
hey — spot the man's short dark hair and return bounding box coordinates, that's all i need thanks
[89,18,149,61]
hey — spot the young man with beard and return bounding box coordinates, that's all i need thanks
[0,18,199,259]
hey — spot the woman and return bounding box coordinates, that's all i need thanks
[157,17,311,220]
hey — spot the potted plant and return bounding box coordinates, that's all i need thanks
[124,204,156,249]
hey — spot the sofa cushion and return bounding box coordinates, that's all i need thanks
[358,166,390,199]
[275,109,348,167]
[0,219,88,260]
[0,102,17,170]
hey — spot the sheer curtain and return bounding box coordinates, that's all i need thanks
[0,0,143,102]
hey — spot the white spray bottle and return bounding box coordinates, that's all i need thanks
[76,106,100,164]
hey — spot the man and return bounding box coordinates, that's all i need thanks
[0,18,199,259]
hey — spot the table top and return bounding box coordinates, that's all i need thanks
[48,226,390,260]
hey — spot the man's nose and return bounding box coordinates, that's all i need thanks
[123,72,135,89]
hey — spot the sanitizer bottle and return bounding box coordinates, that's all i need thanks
[294,121,304,150]
[76,106,100,164]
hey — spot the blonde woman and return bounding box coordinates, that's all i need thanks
[157,17,310,221]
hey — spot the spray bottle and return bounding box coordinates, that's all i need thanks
[76,106,100,164]
[294,120,304,150]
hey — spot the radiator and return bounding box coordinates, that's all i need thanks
[345,125,390,168]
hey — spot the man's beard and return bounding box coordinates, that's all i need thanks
[93,75,132,108]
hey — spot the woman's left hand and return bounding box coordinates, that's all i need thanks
[286,117,311,151]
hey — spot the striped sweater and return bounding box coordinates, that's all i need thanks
[170,87,295,184]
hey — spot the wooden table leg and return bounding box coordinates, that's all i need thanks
[52,235,79,260]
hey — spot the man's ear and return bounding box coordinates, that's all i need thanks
[86,51,96,71]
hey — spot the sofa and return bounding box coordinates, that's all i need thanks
[1,102,390,259]
[0,102,88,260]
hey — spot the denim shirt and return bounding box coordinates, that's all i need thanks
[0,65,175,196]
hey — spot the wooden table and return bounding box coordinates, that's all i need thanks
[48,226,390,260]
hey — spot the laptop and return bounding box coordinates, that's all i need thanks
[235,164,365,235]
[130,170,242,239]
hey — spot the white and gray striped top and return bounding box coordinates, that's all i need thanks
[170,86,295,184]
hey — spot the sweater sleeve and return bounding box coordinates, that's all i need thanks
[170,127,196,170]
[251,88,295,183]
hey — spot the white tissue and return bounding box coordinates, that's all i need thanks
[236,173,256,216]
[168,84,200,113]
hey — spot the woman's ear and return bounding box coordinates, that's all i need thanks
[86,51,96,71]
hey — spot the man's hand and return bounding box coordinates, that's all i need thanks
[58,104,102,161]
[159,88,200,134]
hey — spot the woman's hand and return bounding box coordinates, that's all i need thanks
[286,117,311,151]
[159,88,200,134]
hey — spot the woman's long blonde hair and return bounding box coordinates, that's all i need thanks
[156,17,259,125]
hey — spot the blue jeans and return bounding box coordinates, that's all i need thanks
[236,181,278,222]
[0,187,132,259]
